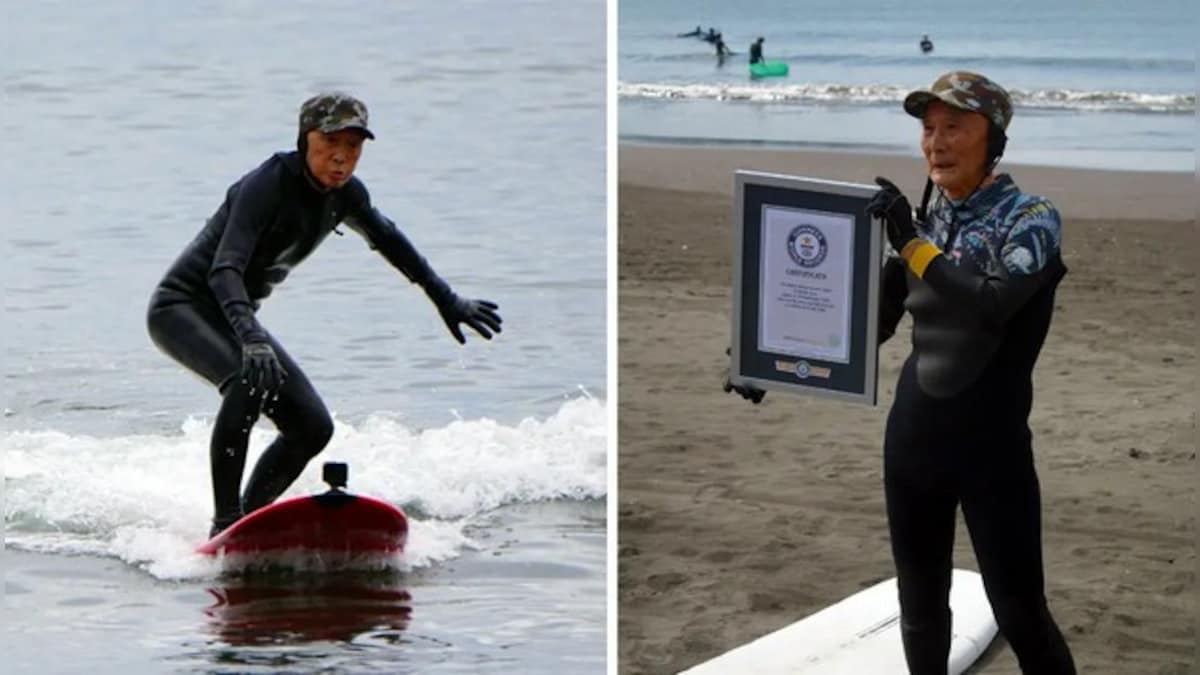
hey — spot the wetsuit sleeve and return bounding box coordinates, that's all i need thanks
[207,169,280,344]
[878,256,908,344]
[341,183,454,305]
[902,200,1065,330]
[999,201,1060,276]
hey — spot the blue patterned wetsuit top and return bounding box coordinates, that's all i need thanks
[918,173,1062,279]
[877,172,1069,398]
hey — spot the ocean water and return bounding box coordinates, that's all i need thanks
[2,1,606,673]
[619,0,1194,171]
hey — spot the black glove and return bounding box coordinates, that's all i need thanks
[866,176,917,254]
[722,347,765,404]
[723,377,766,404]
[240,341,287,394]
[437,294,503,344]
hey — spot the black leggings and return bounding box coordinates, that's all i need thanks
[884,356,1075,675]
[147,297,333,524]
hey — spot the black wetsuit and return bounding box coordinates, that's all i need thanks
[749,42,763,64]
[877,176,1076,674]
[147,150,451,528]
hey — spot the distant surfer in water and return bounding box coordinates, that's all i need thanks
[920,34,934,53]
[749,37,765,64]
[146,93,502,537]
[726,72,1077,673]
[703,28,719,44]
[713,33,731,58]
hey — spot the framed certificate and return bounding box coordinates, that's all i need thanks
[729,171,882,405]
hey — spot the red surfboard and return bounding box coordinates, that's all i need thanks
[197,463,407,558]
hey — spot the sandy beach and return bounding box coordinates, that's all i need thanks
[617,144,1196,673]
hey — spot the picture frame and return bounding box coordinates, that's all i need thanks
[729,171,883,405]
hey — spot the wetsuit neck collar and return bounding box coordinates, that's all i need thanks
[944,172,1015,211]
[932,173,1016,248]
[280,150,333,194]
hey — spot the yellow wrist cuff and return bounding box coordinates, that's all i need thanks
[901,241,941,278]
[899,239,924,260]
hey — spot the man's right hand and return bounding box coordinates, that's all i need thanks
[723,377,766,404]
[241,341,287,394]
[723,346,765,404]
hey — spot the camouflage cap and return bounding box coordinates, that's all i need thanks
[298,92,375,139]
[903,71,1012,131]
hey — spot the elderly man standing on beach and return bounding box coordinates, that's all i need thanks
[728,71,1078,674]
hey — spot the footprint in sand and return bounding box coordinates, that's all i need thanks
[704,550,736,564]
[647,572,687,592]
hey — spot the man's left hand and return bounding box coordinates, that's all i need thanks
[438,295,502,343]
[866,176,918,254]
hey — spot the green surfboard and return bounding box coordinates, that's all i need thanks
[749,61,789,79]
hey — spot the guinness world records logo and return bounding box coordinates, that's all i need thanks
[794,360,811,379]
[787,224,827,268]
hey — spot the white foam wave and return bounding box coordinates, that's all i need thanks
[618,81,1195,113]
[3,397,605,579]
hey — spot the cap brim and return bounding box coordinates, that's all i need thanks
[902,91,938,119]
[903,90,980,120]
[319,122,375,140]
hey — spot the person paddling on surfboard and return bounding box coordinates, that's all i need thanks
[920,34,934,53]
[147,93,502,538]
[725,72,1077,673]
[748,37,765,64]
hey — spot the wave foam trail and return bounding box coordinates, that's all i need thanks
[618,81,1195,113]
[3,397,606,579]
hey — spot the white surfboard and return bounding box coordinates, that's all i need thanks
[680,568,997,674]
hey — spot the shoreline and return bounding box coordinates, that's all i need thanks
[619,142,1194,221]
[621,135,1194,175]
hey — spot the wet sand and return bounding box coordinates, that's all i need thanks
[617,144,1196,673]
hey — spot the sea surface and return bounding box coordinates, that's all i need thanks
[619,0,1194,171]
[2,1,606,673]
